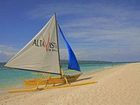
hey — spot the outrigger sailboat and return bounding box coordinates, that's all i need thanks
[5,14,82,90]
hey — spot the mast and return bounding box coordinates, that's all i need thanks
[54,13,63,77]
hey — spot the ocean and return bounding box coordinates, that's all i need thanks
[0,61,125,90]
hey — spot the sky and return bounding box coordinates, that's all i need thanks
[0,0,140,62]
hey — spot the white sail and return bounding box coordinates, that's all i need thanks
[5,15,60,74]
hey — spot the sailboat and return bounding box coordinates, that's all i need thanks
[5,14,82,88]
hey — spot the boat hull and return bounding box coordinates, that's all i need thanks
[24,73,81,86]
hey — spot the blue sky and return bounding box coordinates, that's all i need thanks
[0,0,140,62]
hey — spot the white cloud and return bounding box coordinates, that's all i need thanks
[26,1,140,44]
[26,2,95,19]
[0,45,17,62]
[14,1,140,62]
[73,47,140,62]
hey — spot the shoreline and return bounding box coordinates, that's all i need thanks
[80,62,128,79]
[0,62,125,91]
[0,63,133,95]
[0,62,140,105]
[0,63,123,94]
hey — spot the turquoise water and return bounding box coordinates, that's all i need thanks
[0,61,125,90]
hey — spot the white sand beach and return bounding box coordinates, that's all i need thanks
[0,63,140,105]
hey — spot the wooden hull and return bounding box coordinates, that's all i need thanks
[24,73,81,86]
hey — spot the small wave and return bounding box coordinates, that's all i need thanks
[103,66,112,69]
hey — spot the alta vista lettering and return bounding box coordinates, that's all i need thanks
[32,39,57,51]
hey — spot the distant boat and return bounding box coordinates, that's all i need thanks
[5,14,81,88]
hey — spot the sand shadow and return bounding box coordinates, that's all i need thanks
[76,77,92,82]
